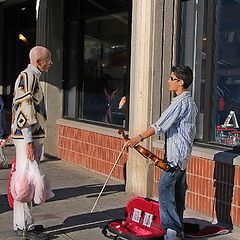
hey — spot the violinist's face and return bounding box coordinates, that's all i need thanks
[168,72,185,95]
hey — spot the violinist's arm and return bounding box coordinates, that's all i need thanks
[125,127,155,148]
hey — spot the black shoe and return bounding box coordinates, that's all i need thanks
[15,228,49,240]
[15,225,44,236]
[34,225,45,233]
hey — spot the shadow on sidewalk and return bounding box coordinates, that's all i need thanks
[0,194,11,214]
[213,150,236,230]
[0,183,125,214]
[45,207,124,239]
[48,183,125,202]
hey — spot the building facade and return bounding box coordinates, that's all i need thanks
[0,0,240,228]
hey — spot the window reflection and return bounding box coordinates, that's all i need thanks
[181,0,240,146]
[63,0,131,128]
[214,0,240,145]
[82,14,129,126]
[180,0,207,140]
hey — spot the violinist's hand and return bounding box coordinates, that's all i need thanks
[125,135,142,148]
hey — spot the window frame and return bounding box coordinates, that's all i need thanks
[62,0,132,130]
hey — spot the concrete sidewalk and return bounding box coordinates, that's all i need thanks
[0,145,240,240]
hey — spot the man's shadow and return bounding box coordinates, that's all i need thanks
[213,149,237,230]
[48,183,125,202]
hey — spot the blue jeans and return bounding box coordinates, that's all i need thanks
[158,168,187,235]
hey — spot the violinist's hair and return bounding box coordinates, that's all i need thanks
[171,65,193,89]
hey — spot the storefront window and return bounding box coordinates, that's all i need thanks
[213,0,240,146]
[181,0,240,147]
[180,0,207,141]
[63,0,131,128]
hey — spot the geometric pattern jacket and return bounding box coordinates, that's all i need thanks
[11,64,47,140]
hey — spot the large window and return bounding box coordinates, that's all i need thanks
[63,0,131,128]
[180,0,240,147]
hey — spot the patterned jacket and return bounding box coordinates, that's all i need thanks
[11,64,47,141]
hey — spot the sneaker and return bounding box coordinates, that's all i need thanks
[34,225,45,233]
[15,226,49,240]
[15,225,45,236]
[164,228,184,240]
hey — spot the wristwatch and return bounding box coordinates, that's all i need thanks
[138,134,144,142]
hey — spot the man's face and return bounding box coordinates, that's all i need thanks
[37,54,53,72]
[168,72,183,92]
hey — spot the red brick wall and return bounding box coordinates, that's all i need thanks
[57,124,127,181]
[57,124,240,227]
[154,149,240,227]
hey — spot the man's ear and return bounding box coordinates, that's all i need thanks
[36,59,42,65]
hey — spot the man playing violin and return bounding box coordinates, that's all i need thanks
[126,65,198,240]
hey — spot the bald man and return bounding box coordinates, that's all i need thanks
[11,46,53,240]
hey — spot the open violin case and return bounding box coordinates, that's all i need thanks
[102,196,165,240]
[102,196,230,240]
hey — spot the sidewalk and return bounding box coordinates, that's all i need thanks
[0,145,240,240]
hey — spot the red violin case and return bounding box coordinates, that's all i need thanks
[102,197,165,240]
[102,196,230,239]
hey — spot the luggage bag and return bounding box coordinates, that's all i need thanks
[102,197,165,240]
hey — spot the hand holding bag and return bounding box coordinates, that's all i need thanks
[10,159,34,203]
[10,158,53,204]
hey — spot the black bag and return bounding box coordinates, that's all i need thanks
[102,197,165,240]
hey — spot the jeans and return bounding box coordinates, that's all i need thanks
[158,167,187,235]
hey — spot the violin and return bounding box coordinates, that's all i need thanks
[118,129,171,171]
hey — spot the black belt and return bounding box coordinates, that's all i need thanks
[167,165,179,173]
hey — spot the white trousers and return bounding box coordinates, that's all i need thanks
[13,141,43,231]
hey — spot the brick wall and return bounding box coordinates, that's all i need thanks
[57,124,240,227]
[57,124,127,181]
[154,149,240,228]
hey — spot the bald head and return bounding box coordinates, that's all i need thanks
[29,46,51,63]
[29,46,52,72]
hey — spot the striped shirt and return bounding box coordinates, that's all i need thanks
[151,91,198,170]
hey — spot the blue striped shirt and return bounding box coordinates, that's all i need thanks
[151,91,198,170]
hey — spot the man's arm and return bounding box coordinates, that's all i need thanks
[13,72,37,160]
[125,127,155,147]
[125,98,183,148]
[22,127,35,160]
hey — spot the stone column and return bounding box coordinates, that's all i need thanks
[36,0,64,156]
[126,0,157,197]
[126,0,179,197]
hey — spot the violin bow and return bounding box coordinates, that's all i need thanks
[91,143,126,213]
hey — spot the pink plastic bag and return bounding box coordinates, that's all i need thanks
[32,163,46,205]
[8,157,16,208]
[14,173,34,202]
[11,162,34,203]
[10,160,52,204]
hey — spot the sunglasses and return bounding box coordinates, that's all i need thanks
[170,76,181,81]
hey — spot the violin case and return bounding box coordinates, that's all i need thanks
[102,196,230,240]
[102,196,165,240]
